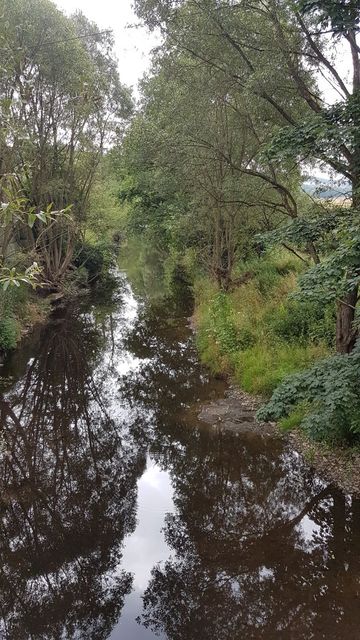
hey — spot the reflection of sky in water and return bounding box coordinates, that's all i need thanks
[298,515,323,547]
[1,267,360,640]
[109,459,174,639]
[91,273,154,426]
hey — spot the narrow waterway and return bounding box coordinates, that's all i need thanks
[0,262,359,640]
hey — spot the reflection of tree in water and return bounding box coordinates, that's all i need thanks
[140,427,360,640]
[119,298,224,436]
[2,268,360,640]
[0,305,146,640]
[112,282,360,638]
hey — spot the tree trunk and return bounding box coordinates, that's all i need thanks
[336,288,358,354]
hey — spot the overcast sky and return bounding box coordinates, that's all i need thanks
[55,0,351,100]
[55,0,158,90]
[55,0,351,113]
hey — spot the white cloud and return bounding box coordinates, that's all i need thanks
[55,0,159,89]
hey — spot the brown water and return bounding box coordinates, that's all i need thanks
[0,265,359,640]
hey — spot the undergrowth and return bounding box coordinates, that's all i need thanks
[258,345,360,445]
[0,285,49,352]
[195,249,360,445]
[195,250,333,398]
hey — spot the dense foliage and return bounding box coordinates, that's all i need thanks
[119,0,360,444]
[0,0,132,349]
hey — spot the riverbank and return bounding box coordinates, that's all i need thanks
[0,240,119,357]
[193,251,332,397]
[191,250,360,495]
[198,384,360,496]
[0,288,51,356]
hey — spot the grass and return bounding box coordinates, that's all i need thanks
[278,404,308,432]
[194,249,334,397]
[233,342,328,396]
[0,284,50,353]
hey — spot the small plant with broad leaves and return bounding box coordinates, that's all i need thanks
[257,339,360,444]
[0,172,72,290]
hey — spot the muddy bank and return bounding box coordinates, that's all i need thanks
[199,386,360,496]
[288,430,360,497]
[198,387,277,438]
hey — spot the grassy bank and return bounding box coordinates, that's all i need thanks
[0,286,51,353]
[0,237,118,356]
[194,250,333,397]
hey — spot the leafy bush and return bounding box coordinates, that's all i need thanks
[235,250,302,297]
[0,317,19,351]
[266,300,335,346]
[1,285,28,315]
[257,341,360,444]
[0,285,31,352]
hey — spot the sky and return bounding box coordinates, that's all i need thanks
[55,0,351,101]
[55,0,158,90]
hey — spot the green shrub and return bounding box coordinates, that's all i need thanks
[235,250,302,297]
[257,342,360,444]
[266,300,335,346]
[0,285,27,315]
[0,317,19,351]
[0,285,30,352]
[74,241,115,282]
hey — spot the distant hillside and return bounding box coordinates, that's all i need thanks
[302,177,351,200]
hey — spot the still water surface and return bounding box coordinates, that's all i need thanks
[0,263,359,639]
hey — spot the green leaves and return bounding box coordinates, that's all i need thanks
[297,0,360,35]
[27,204,62,228]
[0,263,42,291]
[292,217,360,303]
[258,340,360,443]
[266,95,360,177]
[259,208,345,249]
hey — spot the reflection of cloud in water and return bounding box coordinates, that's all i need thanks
[110,458,173,639]
[1,267,360,640]
[123,460,173,589]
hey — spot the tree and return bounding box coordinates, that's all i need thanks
[121,31,307,288]
[133,0,360,352]
[0,300,147,638]
[0,0,132,288]
[139,424,360,639]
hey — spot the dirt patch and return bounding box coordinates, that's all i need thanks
[198,386,278,438]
